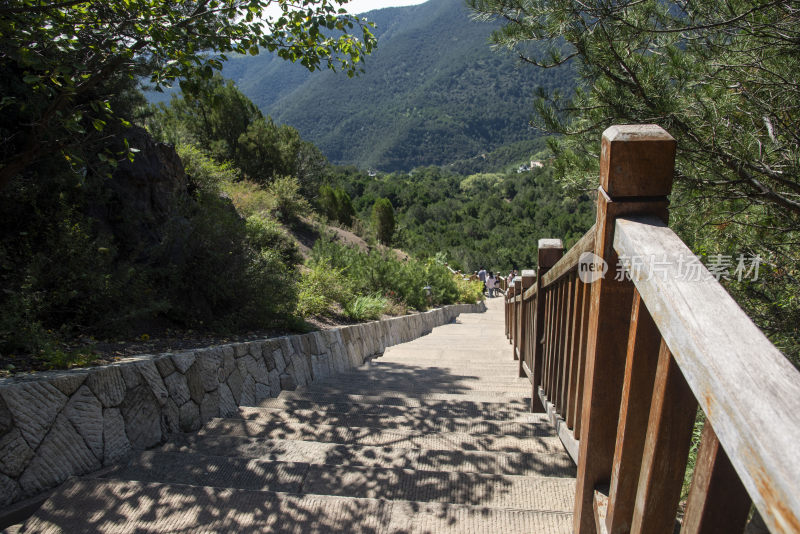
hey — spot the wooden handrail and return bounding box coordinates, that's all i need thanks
[503,124,796,534]
[523,282,537,301]
[614,215,800,533]
[540,224,595,289]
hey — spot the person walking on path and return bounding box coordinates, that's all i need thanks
[478,267,487,295]
[486,271,497,297]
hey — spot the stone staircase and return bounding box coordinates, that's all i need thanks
[14,299,576,533]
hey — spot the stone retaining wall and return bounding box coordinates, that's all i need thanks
[0,302,485,506]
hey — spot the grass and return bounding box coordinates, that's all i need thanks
[343,294,389,321]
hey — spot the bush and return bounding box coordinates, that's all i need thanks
[455,276,485,304]
[267,176,311,223]
[0,171,167,355]
[160,190,298,330]
[318,185,355,226]
[309,238,465,311]
[371,198,395,245]
[296,262,353,318]
[245,216,302,266]
[222,178,273,218]
[343,294,388,321]
[176,144,239,195]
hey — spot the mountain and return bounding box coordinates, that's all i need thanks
[223,0,575,172]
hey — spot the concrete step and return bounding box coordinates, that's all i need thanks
[199,418,565,454]
[101,451,575,510]
[255,397,536,424]
[235,406,553,437]
[21,478,573,533]
[275,389,532,408]
[330,366,528,383]
[298,373,532,392]
[160,434,576,477]
[314,367,531,383]
[295,384,532,396]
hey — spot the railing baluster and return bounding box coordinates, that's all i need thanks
[551,281,563,409]
[549,284,562,400]
[513,276,522,360]
[680,421,751,534]
[630,340,697,534]
[558,276,574,413]
[573,278,591,437]
[555,278,567,411]
[574,125,676,534]
[543,287,554,397]
[605,290,662,533]
[557,280,568,403]
[565,273,582,429]
[519,270,536,378]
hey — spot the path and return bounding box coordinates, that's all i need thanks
[17,297,576,533]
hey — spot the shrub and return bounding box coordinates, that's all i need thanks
[309,238,464,311]
[267,176,311,223]
[161,190,298,330]
[371,198,395,245]
[0,171,167,354]
[176,144,238,195]
[245,215,302,266]
[296,262,353,318]
[455,276,485,304]
[342,294,388,321]
[318,185,356,226]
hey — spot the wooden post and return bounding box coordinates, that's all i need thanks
[531,239,563,412]
[519,269,536,378]
[574,125,676,534]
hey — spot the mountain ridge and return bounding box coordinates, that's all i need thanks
[223,0,575,171]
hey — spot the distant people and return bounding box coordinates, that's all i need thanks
[478,266,487,295]
[487,271,497,297]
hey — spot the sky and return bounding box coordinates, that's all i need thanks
[264,1,428,22]
[342,0,428,14]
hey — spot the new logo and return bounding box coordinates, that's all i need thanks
[578,252,608,284]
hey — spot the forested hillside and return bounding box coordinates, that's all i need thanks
[223,0,575,171]
[324,163,595,272]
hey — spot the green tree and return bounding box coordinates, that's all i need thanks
[149,77,328,189]
[318,185,355,226]
[334,188,356,226]
[372,197,396,245]
[150,75,262,162]
[0,0,375,188]
[470,0,800,361]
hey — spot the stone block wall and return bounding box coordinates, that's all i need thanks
[0,302,484,506]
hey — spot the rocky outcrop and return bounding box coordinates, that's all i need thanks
[92,126,191,261]
[0,302,485,506]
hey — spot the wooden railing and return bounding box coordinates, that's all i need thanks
[504,125,800,534]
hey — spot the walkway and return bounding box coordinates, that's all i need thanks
[17,298,576,533]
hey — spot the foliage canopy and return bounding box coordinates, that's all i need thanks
[470,0,800,360]
[372,197,396,245]
[0,0,375,188]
